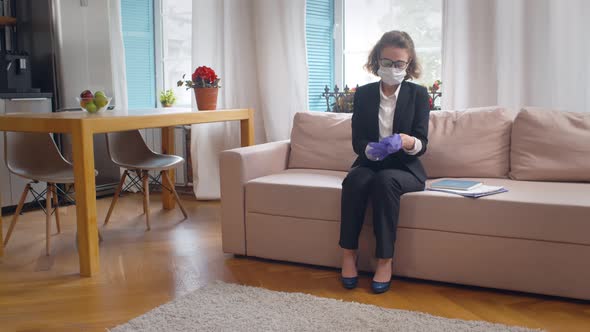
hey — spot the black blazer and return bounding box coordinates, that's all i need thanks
[351,80,430,182]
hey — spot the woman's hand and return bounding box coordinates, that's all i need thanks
[399,133,416,150]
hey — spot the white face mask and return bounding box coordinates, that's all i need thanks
[377,66,406,86]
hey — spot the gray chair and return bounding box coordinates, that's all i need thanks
[3,132,100,255]
[103,130,188,230]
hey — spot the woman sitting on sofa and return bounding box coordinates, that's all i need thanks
[339,30,430,294]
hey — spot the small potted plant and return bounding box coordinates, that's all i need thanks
[159,89,176,108]
[428,80,442,110]
[177,66,221,110]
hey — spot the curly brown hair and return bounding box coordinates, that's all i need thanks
[364,30,422,81]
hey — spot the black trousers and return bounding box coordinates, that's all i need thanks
[339,164,425,258]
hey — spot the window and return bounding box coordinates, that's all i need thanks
[306,0,335,111]
[305,0,442,111]
[121,0,192,109]
[156,0,193,107]
[342,0,442,87]
[120,1,192,185]
[121,0,157,109]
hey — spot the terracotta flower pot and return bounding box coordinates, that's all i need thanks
[194,87,218,110]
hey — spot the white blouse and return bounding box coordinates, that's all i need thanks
[365,82,422,160]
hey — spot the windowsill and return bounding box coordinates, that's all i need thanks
[160,105,192,109]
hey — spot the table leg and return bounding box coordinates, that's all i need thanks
[161,126,175,210]
[240,108,255,147]
[72,124,99,277]
[0,198,3,258]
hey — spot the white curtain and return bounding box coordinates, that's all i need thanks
[252,0,309,141]
[107,0,133,190]
[190,0,308,200]
[442,0,590,112]
[107,0,128,111]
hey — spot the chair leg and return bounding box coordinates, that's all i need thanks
[104,170,128,226]
[46,184,52,256]
[142,170,151,231]
[136,169,146,214]
[162,171,188,220]
[51,184,61,234]
[3,183,30,247]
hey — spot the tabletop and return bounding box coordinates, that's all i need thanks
[0,108,253,134]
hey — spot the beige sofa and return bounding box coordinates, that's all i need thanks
[220,107,590,300]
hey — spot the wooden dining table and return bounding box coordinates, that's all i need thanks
[0,193,3,258]
[0,108,254,276]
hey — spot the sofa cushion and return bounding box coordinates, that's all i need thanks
[420,107,513,178]
[510,108,590,182]
[246,169,346,221]
[288,112,356,172]
[247,170,590,246]
[400,178,590,245]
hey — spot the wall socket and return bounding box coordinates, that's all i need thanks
[80,0,88,7]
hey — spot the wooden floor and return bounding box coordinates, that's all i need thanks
[0,194,589,332]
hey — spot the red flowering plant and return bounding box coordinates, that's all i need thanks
[427,80,441,110]
[177,66,221,89]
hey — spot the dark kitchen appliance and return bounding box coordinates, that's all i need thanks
[0,51,35,92]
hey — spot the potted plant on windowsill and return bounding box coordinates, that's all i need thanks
[160,89,176,108]
[427,80,442,111]
[177,66,221,111]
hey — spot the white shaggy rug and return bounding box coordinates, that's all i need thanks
[111,282,542,332]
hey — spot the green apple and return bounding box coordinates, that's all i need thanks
[85,101,97,113]
[94,94,109,108]
[93,91,109,109]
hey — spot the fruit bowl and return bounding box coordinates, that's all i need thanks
[77,90,112,113]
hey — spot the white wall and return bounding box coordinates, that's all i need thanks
[54,0,115,108]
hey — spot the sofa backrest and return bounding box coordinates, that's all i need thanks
[288,107,589,181]
[510,107,590,182]
[288,112,356,172]
[420,107,513,178]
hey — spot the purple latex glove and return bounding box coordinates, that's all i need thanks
[367,142,389,161]
[380,134,403,154]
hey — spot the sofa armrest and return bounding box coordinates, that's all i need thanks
[220,140,291,254]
